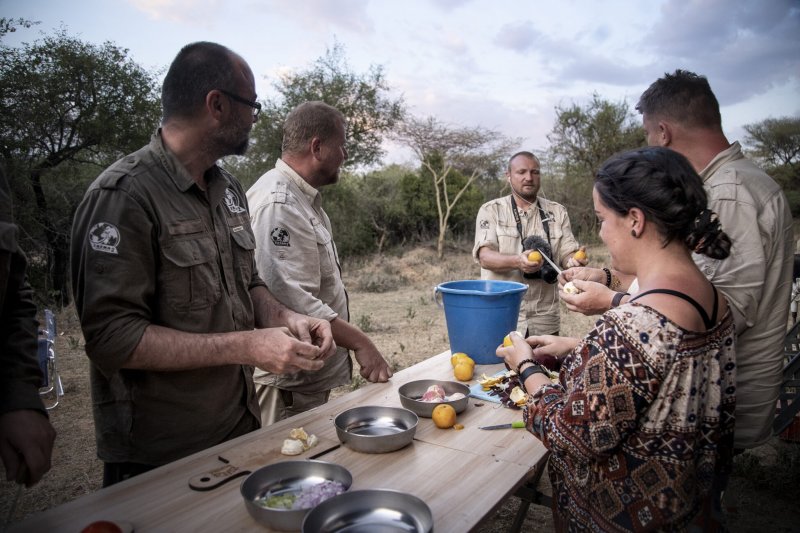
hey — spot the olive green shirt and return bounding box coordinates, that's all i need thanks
[70,131,261,465]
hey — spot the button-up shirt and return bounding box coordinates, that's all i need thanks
[247,159,351,392]
[694,141,794,449]
[70,131,262,465]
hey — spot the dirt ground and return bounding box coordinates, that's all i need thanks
[1,244,799,532]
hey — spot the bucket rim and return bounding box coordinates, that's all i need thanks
[435,280,527,296]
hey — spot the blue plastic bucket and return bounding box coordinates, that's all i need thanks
[434,280,528,364]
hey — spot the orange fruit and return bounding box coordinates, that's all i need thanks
[453,361,474,381]
[573,249,587,261]
[451,353,474,368]
[432,404,457,429]
[527,251,542,262]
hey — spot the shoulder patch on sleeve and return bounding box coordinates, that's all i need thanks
[271,227,290,247]
[88,222,121,254]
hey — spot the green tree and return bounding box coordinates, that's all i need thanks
[545,93,644,239]
[229,41,405,185]
[395,116,519,258]
[0,25,161,303]
[743,116,800,215]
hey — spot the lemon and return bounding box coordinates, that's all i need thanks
[527,251,542,262]
[453,361,474,381]
[573,249,587,261]
[503,334,513,347]
[451,353,474,368]
[432,404,457,429]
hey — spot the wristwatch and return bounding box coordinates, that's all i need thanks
[518,362,547,393]
[611,291,629,308]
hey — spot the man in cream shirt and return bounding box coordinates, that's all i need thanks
[247,101,392,425]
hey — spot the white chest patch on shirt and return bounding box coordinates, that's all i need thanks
[224,188,247,214]
[88,222,121,254]
[271,227,290,247]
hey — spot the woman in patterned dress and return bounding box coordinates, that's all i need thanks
[498,147,735,532]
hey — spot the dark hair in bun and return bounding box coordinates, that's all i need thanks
[594,147,731,259]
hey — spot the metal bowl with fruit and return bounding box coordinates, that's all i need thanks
[398,379,470,418]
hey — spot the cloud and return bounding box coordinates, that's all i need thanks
[493,20,544,54]
[429,0,475,11]
[644,0,800,104]
[129,0,223,25]
[260,0,374,33]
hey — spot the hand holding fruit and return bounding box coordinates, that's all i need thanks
[518,249,543,274]
[565,246,588,268]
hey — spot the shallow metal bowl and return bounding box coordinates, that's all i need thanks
[240,460,352,531]
[302,489,433,532]
[398,379,470,418]
[334,405,418,453]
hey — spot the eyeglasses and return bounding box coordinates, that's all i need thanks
[218,89,261,118]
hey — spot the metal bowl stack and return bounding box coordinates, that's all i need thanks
[334,405,418,453]
[398,379,470,418]
[240,460,352,531]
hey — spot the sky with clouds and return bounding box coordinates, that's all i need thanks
[3,0,799,166]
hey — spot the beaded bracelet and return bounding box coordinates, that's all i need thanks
[602,267,612,287]
[515,358,537,375]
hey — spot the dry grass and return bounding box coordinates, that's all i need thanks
[2,243,798,532]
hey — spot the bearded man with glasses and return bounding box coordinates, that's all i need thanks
[70,42,334,486]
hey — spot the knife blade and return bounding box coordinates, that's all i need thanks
[536,248,563,275]
[478,421,524,430]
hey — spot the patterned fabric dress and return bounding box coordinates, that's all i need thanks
[525,302,736,532]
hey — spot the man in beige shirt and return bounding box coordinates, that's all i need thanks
[247,101,392,425]
[474,151,585,335]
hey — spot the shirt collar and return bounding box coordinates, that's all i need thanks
[276,158,321,207]
[699,141,743,181]
[151,129,226,201]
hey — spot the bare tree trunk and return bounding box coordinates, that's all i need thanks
[29,167,71,305]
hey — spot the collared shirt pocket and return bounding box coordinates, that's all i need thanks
[495,221,521,255]
[161,235,221,310]
[229,221,256,287]
[311,217,335,276]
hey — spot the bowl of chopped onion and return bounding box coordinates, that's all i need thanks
[398,379,470,418]
[240,460,352,531]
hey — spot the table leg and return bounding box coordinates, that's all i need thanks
[508,452,551,533]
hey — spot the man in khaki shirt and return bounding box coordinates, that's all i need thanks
[474,151,585,335]
[247,101,392,426]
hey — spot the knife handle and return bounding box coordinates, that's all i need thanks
[511,420,524,428]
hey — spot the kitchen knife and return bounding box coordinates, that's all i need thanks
[478,421,524,430]
[536,248,563,275]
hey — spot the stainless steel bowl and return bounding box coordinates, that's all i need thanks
[302,489,433,532]
[398,379,470,418]
[240,460,352,531]
[334,405,418,453]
